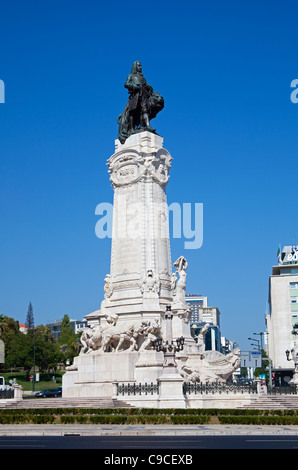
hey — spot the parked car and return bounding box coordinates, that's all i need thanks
[35,387,62,398]
[236,378,254,385]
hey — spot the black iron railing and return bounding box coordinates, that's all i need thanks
[183,382,258,395]
[116,382,159,396]
[267,385,298,395]
[0,389,14,399]
[116,381,298,397]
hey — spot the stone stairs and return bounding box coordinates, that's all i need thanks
[0,396,133,409]
[237,395,298,410]
[2,394,298,411]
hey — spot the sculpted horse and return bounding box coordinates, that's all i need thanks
[101,319,149,352]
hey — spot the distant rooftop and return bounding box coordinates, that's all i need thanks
[278,245,298,264]
[273,245,298,275]
[186,294,203,297]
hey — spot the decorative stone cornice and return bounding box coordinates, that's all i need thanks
[107,149,172,188]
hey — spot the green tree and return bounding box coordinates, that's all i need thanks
[0,315,20,367]
[240,367,248,378]
[5,332,32,375]
[254,349,269,382]
[57,315,77,365]
[30,325,62,374]
[26,302,34,329]
[5,324,62,376]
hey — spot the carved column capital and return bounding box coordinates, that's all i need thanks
[107,148,172,188]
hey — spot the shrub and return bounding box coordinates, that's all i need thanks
[218,415,298,425]
[60,415,76,424]
[31,415,55,424]
[0,406,297,425]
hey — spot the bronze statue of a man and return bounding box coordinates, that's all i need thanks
[117,62,164,144]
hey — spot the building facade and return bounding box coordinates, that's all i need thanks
[266,245,298,384]
[186,294,220,327]
[185,294,208,323]
[186,294,222,352]
[47,318,88,341]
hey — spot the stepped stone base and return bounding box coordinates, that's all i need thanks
[0,396,132,409]
[62,350,164,398]
[237,395,298,409]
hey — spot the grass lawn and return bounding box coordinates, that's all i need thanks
[0,371,64,392]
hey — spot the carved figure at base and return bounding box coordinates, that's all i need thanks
[80,317,163,354]
[117,61,164,144]
[140,269,160,294]
[80,324,100,354]
[80,313,118,354]
[172,256,188,305]
[180,365,200,383]
[179,348,241,384]
[139,318,161,351]
[104,274,113,299]
[196,323,210,353]
[102,319,149,352]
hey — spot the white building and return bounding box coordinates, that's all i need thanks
[186,294,222,352]
[266,245,298,384]
[186,294,220,327]
[185,294,208,323]
[221,337,238,354]
[47,318,88,341]
[19,323,29,335]
[198,307,221,328]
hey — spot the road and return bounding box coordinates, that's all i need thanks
[0,434,298,449]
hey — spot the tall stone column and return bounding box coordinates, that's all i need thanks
[99,131,173,324]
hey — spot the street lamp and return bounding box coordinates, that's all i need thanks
[253,332,264,351]
[155,305,185,373]
[248,337,260,351]
[285,323,298,385]
[32,326,36,393]
[263,331,273,388]
[248,336,264,382]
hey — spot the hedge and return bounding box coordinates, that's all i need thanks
[0,408,297,425]
[218,415,298,425]
[0,414,212,425]
[1,407,297,416]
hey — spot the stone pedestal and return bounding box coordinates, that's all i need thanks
[157,373,186,408]
[99,131,173,324]
[62,131,197,400]
[171,305,199,355]
[63,350,161,398]
[135,350,164,383]
[13,384,23,401]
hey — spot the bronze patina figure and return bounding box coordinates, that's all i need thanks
[117,61,164,144]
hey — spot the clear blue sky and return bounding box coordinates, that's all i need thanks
[1,0,297,350]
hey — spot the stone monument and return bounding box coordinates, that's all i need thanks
[286,323,298,385]
[62,62,240,400]
[117,61,164,144]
